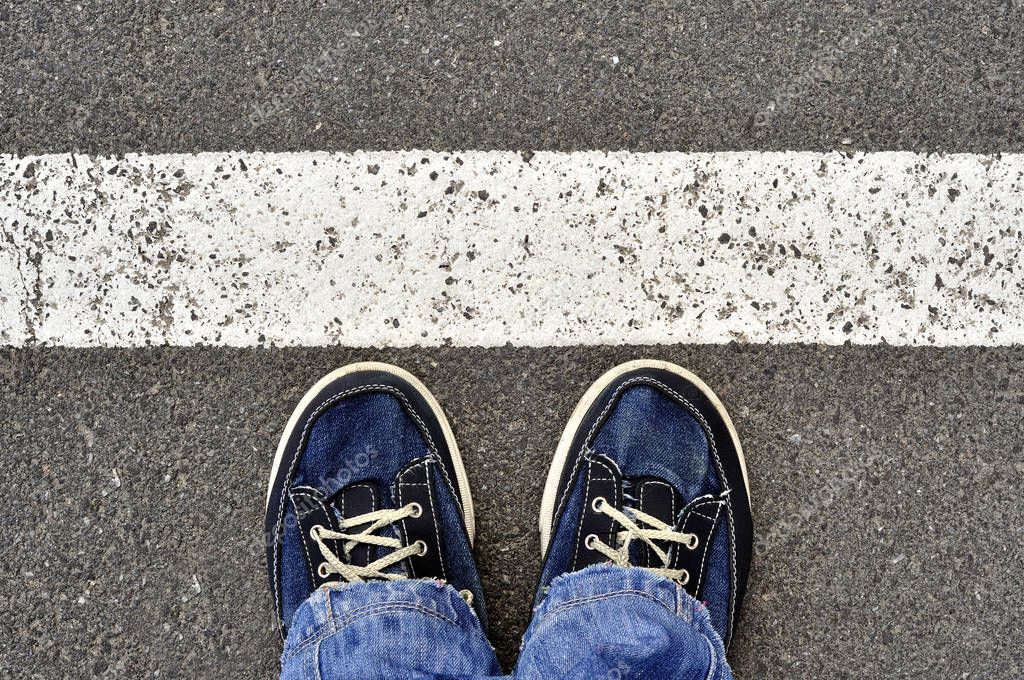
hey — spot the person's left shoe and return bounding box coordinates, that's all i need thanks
[264,362,486,640]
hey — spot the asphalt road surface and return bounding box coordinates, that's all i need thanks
[0,1,1021,154]
[2,346,1022,677]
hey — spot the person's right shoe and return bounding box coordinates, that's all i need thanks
[534,359,753,648]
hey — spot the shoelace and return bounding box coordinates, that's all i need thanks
[310,503,425,583]
[309,502,475,605]
[587,496,699,584]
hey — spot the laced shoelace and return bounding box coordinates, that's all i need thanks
[586,496,699,584]
[309,501,475,605]
[310,503,425,583]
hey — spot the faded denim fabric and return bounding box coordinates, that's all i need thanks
[280,564,732,680]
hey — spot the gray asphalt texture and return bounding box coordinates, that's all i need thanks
[1,345,1022,678]
[1,1,1022,154]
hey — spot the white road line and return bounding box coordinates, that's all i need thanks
[1,151,1022,347]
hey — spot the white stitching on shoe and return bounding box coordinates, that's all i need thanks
[290,488,329,582]
[693,500,724,596]
[291,486,328,519]
[551,381,631,523]
[423,461,448,581]
[570,458,597,571]
[275,385,381,639]
[395,463,420,579]
[570,456,616,570]
[395,459,447,581]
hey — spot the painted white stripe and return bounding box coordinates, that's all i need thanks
[1,151,1022,347]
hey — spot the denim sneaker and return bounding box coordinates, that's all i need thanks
[535,359,753,648]
[265,362,486,639]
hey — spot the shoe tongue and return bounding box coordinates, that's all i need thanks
[330,482,382,568]
[627,477,682,567]
[634,478,682,525]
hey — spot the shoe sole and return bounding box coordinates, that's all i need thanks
[265,361,475,543]
[537,359,751,556]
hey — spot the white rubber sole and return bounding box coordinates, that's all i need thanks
[537,359,751,556]
[264,361,475,543]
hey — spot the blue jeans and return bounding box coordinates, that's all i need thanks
[280,564,734,680]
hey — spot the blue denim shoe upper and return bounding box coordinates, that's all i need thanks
[265,367,485,640]
[536,363,752,648]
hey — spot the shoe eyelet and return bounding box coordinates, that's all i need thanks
[414,540,429,556]
[310,524,325,540]
[317,563,330,579]
[679,569,690,586]
[407,502,423,518]
[591,497,607,513]
[688,535,700,550]
[584,533,599,550]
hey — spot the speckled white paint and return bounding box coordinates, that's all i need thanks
[0,222,30,345]
[1,151,1022,347]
